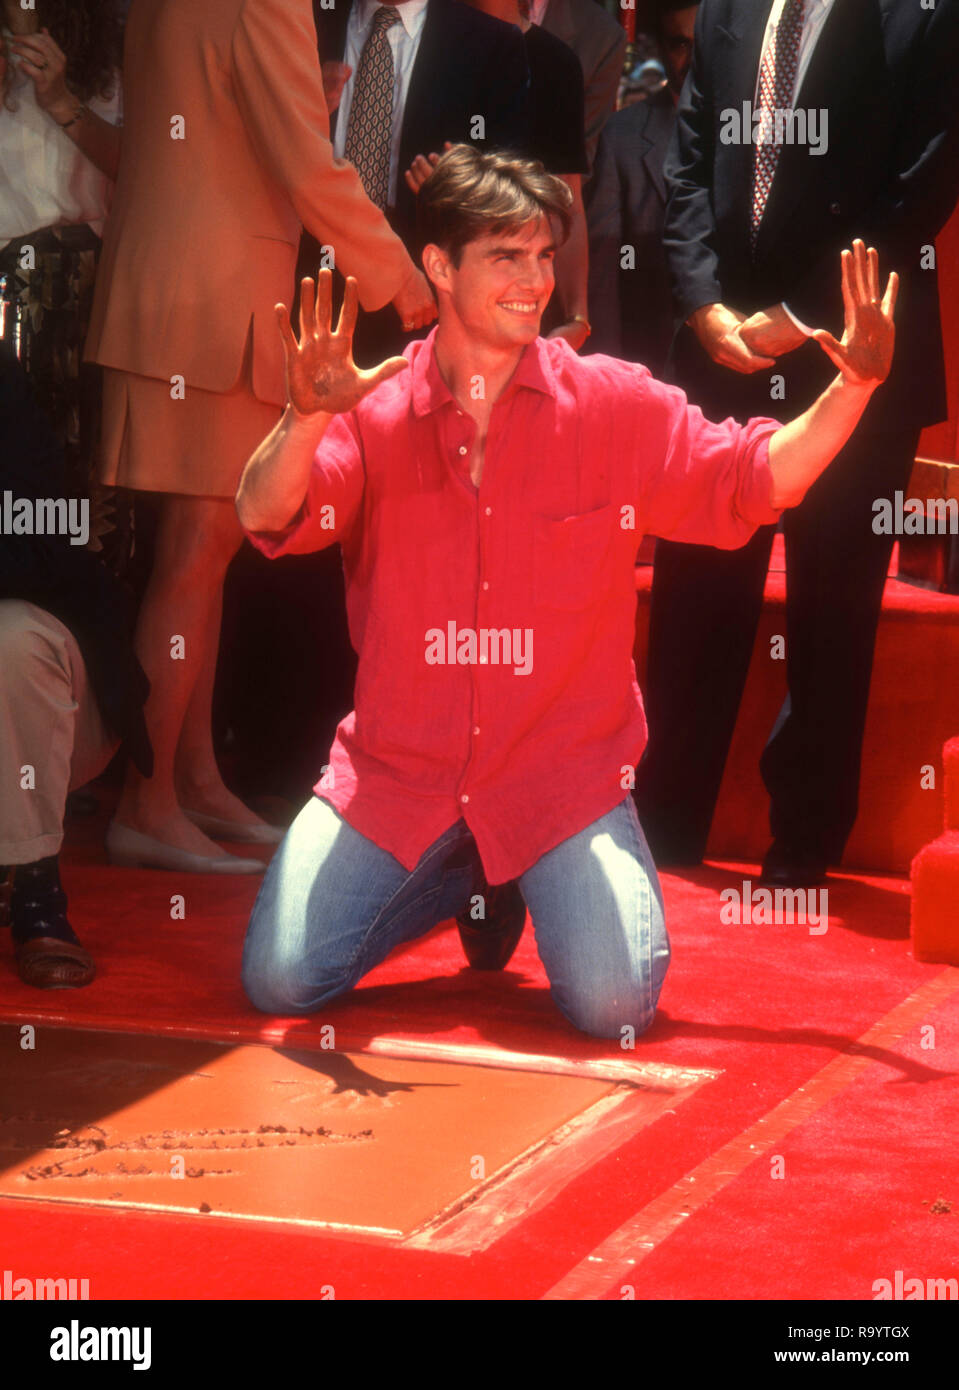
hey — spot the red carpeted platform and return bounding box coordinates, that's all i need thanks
[1,808,957,1300]
[633,537,959,874]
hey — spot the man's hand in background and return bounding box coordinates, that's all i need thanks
[739,304,807,358]
[391,266,437,332]
[688,302,776,374]
[405,151,441,195]
[404,141,453,196]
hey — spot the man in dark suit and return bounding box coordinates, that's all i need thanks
[636,0,959,884]
[305,0,531,365]
[586,0,700,371]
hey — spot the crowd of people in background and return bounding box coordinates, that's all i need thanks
[1,0,957,994]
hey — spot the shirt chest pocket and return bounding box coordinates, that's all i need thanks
[532,502,621,611]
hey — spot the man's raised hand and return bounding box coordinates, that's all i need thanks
[276,269,409,418]
[812,240,898,387]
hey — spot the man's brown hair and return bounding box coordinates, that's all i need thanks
[415,144,574,272]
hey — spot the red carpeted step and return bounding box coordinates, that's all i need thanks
[911,835,959,965]
[944,737,959,830]
[910,738,959,965]
[633,543,959,873]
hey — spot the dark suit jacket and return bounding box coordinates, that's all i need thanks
[585,87,677,372]
[0,349,152,777]
[664,0,959,431]
[312,0,530,255]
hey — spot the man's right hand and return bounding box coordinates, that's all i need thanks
[688,302,776,374]
[276,269,409,417]
[392,266,437,333]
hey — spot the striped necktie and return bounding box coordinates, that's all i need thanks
[750,0,806,254]
[344,5,403,211]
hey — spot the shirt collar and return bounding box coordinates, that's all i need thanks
[410,326,558,418]
[357,0,430,39]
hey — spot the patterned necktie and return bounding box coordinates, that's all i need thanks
[750,0,806,253]
[344,5,403,210]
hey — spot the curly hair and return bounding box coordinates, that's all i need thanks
[3,0,123,109]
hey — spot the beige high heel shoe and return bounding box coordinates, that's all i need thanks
[183,809,285,845]
[106,822,267,874]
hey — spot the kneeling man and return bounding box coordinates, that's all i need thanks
[236,145,896,1039]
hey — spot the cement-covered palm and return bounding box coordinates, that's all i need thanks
[812,240,898,386]
[276,269,407,416]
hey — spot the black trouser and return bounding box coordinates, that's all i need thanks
[635,424,921,866]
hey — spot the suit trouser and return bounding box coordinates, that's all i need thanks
[635,424,920,865]
[0,600,118,865]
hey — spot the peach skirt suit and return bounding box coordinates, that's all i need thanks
[85,0,411,499]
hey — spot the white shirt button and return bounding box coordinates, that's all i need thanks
[473,726,481,736]
[479,655,488,664]
[484,506,492,517]
[458,445,468,456]
[460,793,469,804]
[482,580,489,591]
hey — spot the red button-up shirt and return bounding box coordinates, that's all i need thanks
[245,328,782,883]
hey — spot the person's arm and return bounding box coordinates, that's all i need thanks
[663,6,773,374]
[766,241,897,508]
[638,242,897,544]
[549,174,590,349]
[231,0,433,328]
[661,2,722,323]
[9,29,121,179]
[583,118,624,357]
[236,271,408,539]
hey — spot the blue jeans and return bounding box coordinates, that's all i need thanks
[241,794,670,1039]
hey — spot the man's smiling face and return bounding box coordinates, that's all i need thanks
[440,215,557,349]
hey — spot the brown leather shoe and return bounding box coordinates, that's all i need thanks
[9,856,96,989]
[16,935,96,989]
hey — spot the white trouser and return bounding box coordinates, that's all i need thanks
[0,599,118,864]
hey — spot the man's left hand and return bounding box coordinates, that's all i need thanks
[738,304,807,358]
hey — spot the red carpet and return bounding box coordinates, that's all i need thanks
[1,806,957,1300]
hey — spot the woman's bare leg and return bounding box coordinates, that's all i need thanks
[173,581,269,826]
[115,492,247,855]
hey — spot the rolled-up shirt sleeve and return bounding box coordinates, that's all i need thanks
[635,373,783,549]
[243,411,365,559]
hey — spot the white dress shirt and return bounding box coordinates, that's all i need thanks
[754,0,837,107]
[0,33,122,247]
[753,0,837,334]
[332,0,430,210]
